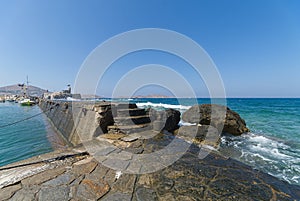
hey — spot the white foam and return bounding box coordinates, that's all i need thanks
[221,132,300,184]
[66,97,81,101]
[179,121,196,126]
[136,101,191,110]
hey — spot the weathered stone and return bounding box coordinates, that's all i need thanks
[10,187,39,201]
[21,167,66,186]
[150,109,180,132]
[152,120,165,132]
[72,158,97,175]
[93,146,117,156]
[157,193,177,201]
[209,178,248,196]
[112,174,136,194]
[136,187,158,201]
[246,184,273,200]
[101,192,132,201]
[42,172,75,187]
[121,135,139,142]
[178,125,220,147]
[100,133,127,140]
[96,105,114,134]
[76,178,110,200]
[69,175,85,199]
[102,158,130,171]
[137,174,154,187]
[0,183,21,200]
[182,104,249,135]
[38,186,70,201]
[108,151,133,161]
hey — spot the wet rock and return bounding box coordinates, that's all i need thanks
[182,104,249,135]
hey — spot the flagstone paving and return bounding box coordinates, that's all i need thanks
[0,131,299,201]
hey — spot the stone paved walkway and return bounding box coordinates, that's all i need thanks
[0,131,300,201]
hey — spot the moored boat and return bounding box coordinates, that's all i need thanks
[20,98,36,106]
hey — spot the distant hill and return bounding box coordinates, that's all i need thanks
[0,85,48,97]
[132,94,174,98]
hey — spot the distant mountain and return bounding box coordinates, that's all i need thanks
[81,94,103,99]
[0,85,48,97]
[132,94,174,98]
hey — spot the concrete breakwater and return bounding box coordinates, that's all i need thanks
[38,100,180,147]
[0,100,299,200]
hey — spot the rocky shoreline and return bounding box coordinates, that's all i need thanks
[0,100,299,200]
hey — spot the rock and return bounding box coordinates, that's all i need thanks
[164,109,181,132]
[182,104,249,135]
[96,105,114,134]
[101,192,132,201]
[0,183,22,200]
[177,125,220,148]
[136,187,158,201]
[38,186,70,201]
[76,178,110,200]
[149,108,180,132]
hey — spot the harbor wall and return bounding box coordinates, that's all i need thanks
[39,100,113,146]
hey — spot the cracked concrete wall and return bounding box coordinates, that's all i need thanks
[39,100,113,146]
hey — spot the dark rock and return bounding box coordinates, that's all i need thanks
[136,187,158,201]
[149,108,180,132]
[164,109,181,132]
[96,105,114,134]
[177,125,220,148]
[182,104,249,135]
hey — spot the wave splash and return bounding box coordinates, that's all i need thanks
[136,101,191,111]
[220,132,300,185]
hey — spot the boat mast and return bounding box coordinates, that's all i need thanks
[25,75,29,97]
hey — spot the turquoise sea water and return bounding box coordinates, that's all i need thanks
[129,98,300,185]
[0,98,299,186]
[0,102,53,167]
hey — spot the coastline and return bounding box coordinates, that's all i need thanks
[0,99,299,200]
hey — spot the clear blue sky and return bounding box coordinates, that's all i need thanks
[0,0,299,97]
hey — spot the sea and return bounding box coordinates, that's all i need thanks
[0,102,63,167]
[0,98,299,186]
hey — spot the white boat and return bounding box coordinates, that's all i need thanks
[20,98,35,106]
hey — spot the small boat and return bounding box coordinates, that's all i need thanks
[0,99,5,103]
[20,98,36,106]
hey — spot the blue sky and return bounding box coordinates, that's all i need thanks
[0,0,300,97]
